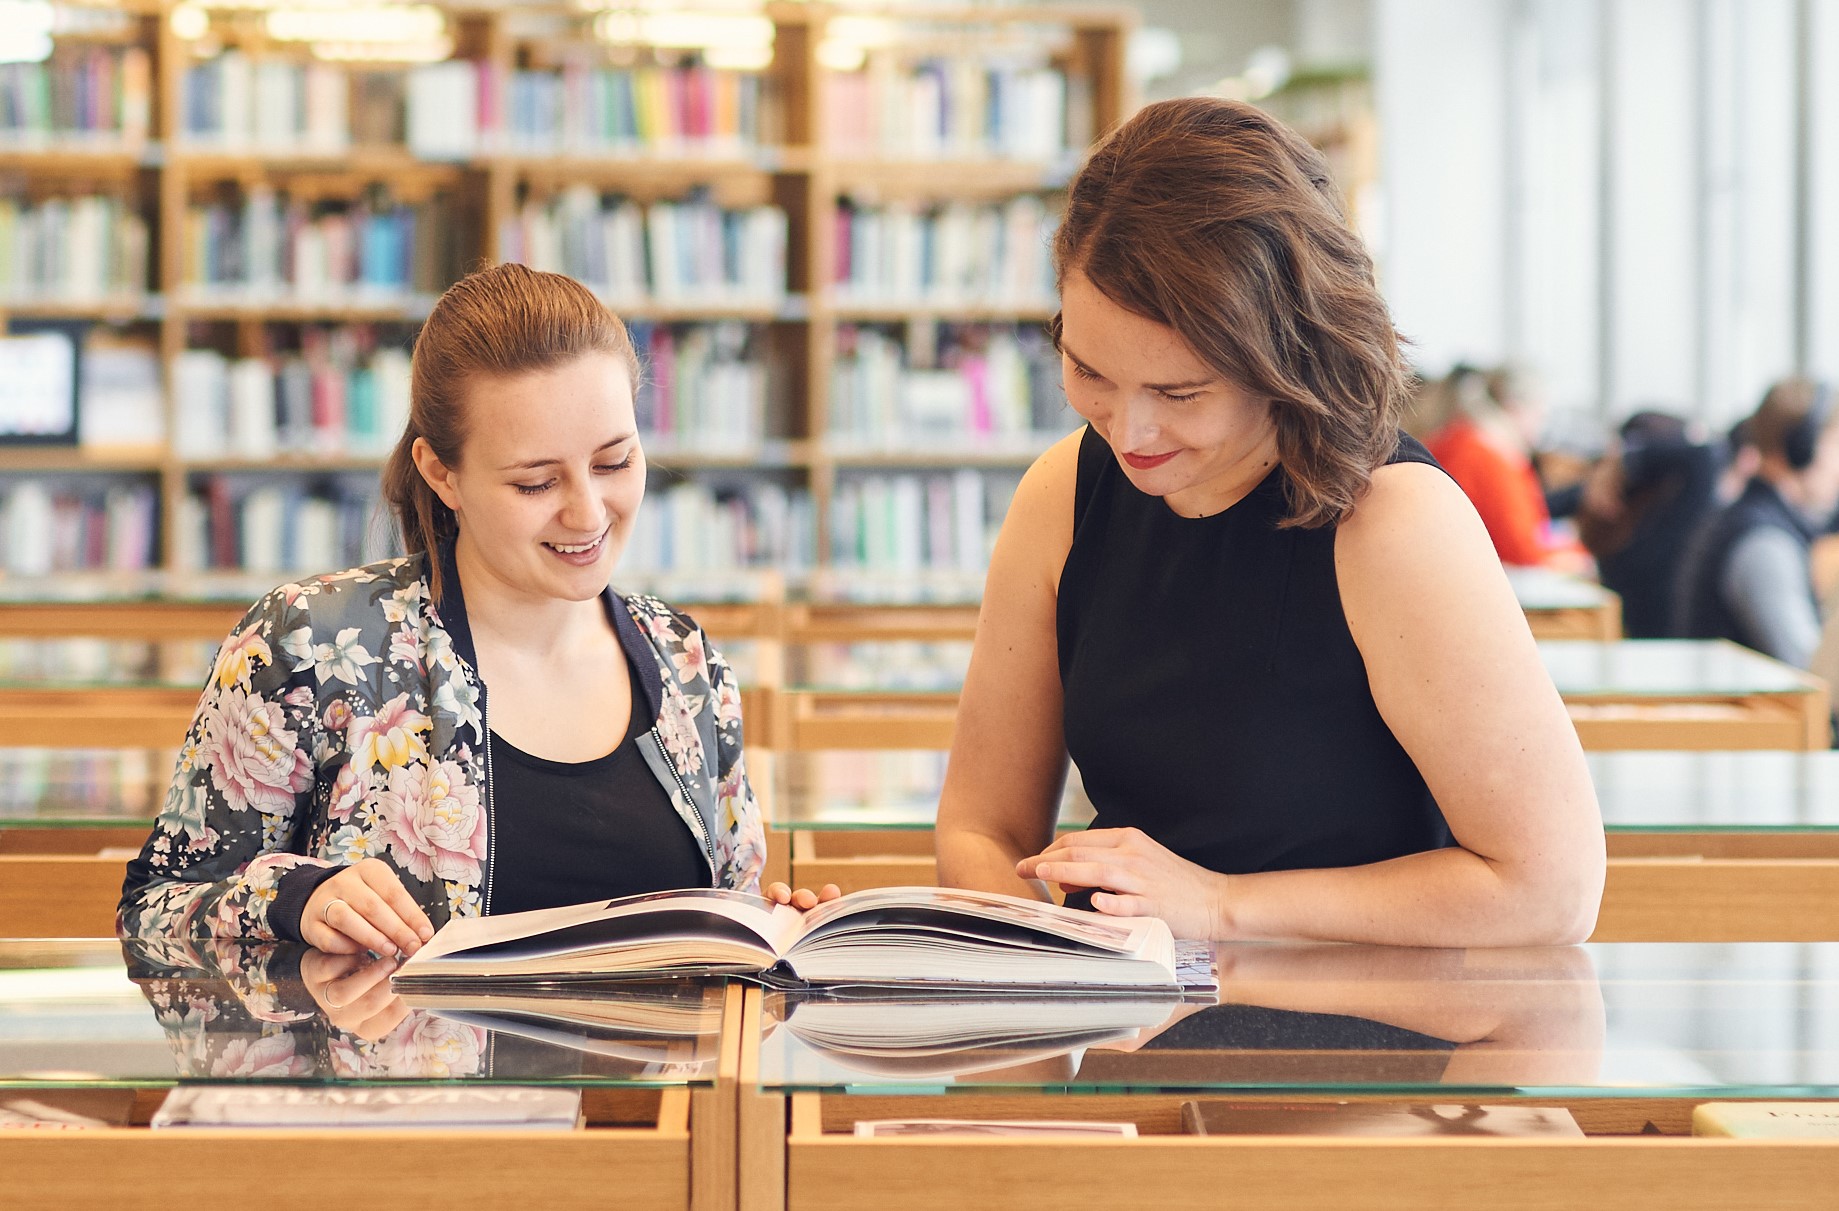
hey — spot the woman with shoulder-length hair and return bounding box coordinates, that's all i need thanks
[934,98,1605,946]
[120,263,831,957]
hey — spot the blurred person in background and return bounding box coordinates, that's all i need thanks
[1425,365,1587,570]
[1574,411,1723,639]
[1676,379,1839,668]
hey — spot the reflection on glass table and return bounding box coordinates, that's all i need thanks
[759,942,1839,1098]
[1504,567,1616,612]
[0,748,174,822]
[0,939,726,1089]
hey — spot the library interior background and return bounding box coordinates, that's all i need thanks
[5,0,1839,1206]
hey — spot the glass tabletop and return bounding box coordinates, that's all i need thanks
[0,939,725,1089]
[0,748,173,823]
[1505,567,1616,611]
[756,941,1839,1097]
[1539,640,1816,697]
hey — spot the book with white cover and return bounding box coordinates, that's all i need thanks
[392,886,1176,993]
[151,1085,581,1130]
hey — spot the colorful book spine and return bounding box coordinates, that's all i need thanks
[183,189,457,300]
[171,334,412,460]
[620,480,815,574]
[0,193,148,301]
[829,469,1018,573]
[180,52,350,153]
[0,478,158,575]
[500,189,787,306]
[825,57,1067,160]
[828,322,1068,447]
[178,475,396,574]
[0,46,150,147]
[832,197,1056,308]
[630,321,767,452]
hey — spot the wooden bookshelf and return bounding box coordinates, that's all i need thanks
[0,1,1137,580]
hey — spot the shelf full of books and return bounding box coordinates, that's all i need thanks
[0,2,1134,581]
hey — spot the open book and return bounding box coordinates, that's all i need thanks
[392,887,1177,992]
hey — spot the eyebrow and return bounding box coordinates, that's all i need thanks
[499,434,636,474]
[1059,340,1216,393]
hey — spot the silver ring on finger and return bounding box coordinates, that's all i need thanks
[322,897,346,925]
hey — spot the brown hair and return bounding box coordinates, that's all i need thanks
[382,262,640,605]
[1052,97,1409,528]
[1748,377,1832,462]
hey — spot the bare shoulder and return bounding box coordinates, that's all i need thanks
[1334,460,1516,640]
[1005,425,1086,594]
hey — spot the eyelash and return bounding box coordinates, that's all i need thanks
[1069,362,1202,403]
[514,455,634,495]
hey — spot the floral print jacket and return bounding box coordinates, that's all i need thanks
[118,546,766,942]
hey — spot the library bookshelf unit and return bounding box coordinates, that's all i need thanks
[0,0,1136,582]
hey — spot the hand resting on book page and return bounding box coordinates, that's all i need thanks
[763,881,843,911]
[302,858,437,958]
[1017,827,1226,939]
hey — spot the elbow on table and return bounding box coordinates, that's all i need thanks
[1516,848,1606,946]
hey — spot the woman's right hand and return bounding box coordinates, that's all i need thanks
[301,858,435,957]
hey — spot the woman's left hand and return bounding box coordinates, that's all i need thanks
[1017,827,1229,939]
[764,882,843,911]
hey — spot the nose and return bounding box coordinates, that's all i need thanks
[1113,395,1166,453]
[557,475,608,535]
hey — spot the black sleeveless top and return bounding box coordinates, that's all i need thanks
[1057,426,1453,896]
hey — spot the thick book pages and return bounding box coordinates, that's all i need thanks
[393,886,1177,992]
[151,1085,582,1130]
[854,1120,1137,1139]
[1181,1102,1584,1138]
[1692,1103,1839,1139]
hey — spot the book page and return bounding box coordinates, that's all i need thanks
[404,888,804,969]
[791,886,1158,956]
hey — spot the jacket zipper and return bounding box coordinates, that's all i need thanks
[481,691,496,916]
[653,725,717,886]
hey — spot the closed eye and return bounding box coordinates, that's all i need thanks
[514,453,635,494]
[595,454,636,473]
[1157,389,1203,403]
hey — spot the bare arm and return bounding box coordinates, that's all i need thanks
[934,430,1082,899]
[1218,463,1606,945]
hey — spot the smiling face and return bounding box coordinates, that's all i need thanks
[416,351,644,605]
[1058,268,1281,518]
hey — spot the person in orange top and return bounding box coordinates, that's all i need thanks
[1427,366,1586,570]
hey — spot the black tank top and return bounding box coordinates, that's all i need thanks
[1057,426,1453,897]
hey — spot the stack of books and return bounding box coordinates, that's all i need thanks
[176,475,396,575]
[499,62,770,156]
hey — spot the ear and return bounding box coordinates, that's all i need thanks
[411,437,463,515]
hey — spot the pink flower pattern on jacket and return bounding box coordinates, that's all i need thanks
[117,556,764,943]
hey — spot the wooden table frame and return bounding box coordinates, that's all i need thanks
[0,983,746,1211]
[733,991,1839,1211]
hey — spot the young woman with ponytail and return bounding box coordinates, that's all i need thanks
[121,263,832,955]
